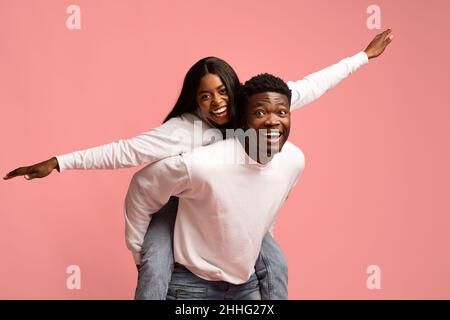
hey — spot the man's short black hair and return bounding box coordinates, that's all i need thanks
[238,73,291,124]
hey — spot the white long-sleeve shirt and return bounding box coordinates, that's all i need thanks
[55,52,368,172]
[125,137,305,284]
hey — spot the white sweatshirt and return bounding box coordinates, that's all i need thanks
[55,52,368,172]
[125,137,305,284]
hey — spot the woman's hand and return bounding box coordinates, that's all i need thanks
[3,157,60,181]
[364,28,394,59]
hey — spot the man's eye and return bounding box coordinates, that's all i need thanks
[255,111,265,117]
[279,110,288,116]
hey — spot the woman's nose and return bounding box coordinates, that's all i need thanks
[211,93,222,105]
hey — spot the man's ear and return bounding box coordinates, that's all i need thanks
[240,106,249,129]
[241,119,249,130]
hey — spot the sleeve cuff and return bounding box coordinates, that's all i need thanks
[132,251,141,266]
[54,154,73,173]
[356,51,369,65]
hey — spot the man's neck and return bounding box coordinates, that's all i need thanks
[244,141,275,165]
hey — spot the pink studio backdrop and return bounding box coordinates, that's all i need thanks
[1,0,449,299]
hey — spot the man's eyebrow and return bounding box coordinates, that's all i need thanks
[253,98,287,104]
[253,98,270,103]
[253,101,268,106]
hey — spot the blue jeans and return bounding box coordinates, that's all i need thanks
[167,263,261,300]
[134,197,288,300]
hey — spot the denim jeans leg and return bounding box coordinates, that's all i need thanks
[231,272,262,300]
[254,232,288,300]
[166,264,215,300]
[167,264,261,300]
[134,197,178,300]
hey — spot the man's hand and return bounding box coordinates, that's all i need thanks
[364,29,394,59]
[3,157,60,181]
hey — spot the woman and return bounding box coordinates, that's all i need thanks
[3,29,393,299]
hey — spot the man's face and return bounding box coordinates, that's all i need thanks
[245,92,291,155]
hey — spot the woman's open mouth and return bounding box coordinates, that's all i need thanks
[211,106,228,118]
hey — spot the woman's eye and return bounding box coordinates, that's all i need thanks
[200,95,210,100]
[219,88,228,95]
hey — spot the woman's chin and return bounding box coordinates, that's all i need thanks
[208,116,230,127]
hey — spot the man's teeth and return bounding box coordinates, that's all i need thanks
[263,132,281,137]
[212,106,227,114]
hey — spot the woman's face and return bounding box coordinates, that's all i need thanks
[196,73,230,126]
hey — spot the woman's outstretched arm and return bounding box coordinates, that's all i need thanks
[3,113,217,180]
[288,29,394,111]
[3,157,60,181]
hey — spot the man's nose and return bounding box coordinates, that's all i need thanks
[264,113,281,126]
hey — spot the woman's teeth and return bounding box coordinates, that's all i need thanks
[212,106,228,115]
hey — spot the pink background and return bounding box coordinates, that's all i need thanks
[1,0,449,299]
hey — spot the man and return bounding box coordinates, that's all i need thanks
[125,73,304,299]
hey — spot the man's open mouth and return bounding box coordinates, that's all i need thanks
[260,130,282,143]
